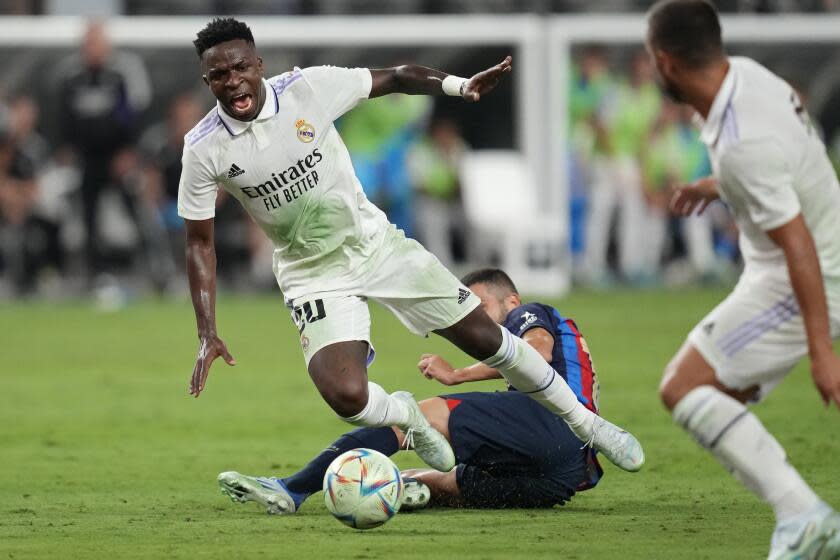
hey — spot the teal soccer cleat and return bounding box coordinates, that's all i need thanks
[218,471,298,515]
[768,502,840,560]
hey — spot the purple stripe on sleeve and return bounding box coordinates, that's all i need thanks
[191,111,221,136]
[271,70,303,96]
[186,116,222,146]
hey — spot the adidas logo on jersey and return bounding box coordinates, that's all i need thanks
[458,288,471,304]
[227,163,245,178]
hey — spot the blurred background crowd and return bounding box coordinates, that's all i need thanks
[1,4,840,304]
[568,47,729,289]
[567,43,840,288]
[3,0,840,15]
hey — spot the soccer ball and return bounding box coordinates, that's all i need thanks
[323,448,404,530]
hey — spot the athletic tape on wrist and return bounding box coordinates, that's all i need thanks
[442,75,468,97]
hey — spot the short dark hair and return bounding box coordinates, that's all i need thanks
[193,17,255,58]
[647,0,723,68]
[460,268,518,295]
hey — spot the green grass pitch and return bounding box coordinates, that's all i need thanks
[2,289,838,559]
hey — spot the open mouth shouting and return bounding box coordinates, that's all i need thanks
[229,92,255,118]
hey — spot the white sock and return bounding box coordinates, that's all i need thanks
[484,325,595,439]
[339,382,410,428]
[673,386,820,523]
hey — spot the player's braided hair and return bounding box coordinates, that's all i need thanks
[193,17,255,57]
[461,268,519,295]
[647,0,723,69]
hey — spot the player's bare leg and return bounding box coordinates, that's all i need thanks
[416,397,451,442]
[435,306,644,472]
[659,340,759,408]
[662,341,840,560]
[308,341,455,471]
[395,398,455,510]
[390,397,452,448]
[307,341,372,418]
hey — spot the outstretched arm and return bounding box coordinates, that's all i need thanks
[420,327,554,386]
[418,354,503,386]
[185,218,235,398]
[369,56,512,101]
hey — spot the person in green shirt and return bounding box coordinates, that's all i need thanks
[338,93,431,236]
[568,46,614,274]
[643,100,717,281]
[582,50,661,285]
[406,117,468,268]
[570,46,614,161]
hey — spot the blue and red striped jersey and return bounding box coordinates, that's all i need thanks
[502,303,600,414]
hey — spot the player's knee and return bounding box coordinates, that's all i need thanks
[660,343,720,411]
[659,358,685,412]
[659,377,678,411]
[321,377,369,418]
[660,359,711,412]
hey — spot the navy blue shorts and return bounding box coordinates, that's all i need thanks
[442,391,600,509]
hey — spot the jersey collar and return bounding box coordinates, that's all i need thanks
[698,59,736,147]
[217,78,279,136]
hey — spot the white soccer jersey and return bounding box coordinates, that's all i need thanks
[178,66,394,300]
[698,57,840,291]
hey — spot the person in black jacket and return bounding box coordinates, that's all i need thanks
[54,20,151,283]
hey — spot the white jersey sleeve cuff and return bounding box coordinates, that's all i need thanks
[361,68,373,99]
[177,206,216,220]
[757,207,800,232]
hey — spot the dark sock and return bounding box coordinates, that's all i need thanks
[282,427,400,502]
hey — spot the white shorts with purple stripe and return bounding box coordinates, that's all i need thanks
[687,267,840,400]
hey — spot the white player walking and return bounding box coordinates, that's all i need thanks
[647,1,840,558]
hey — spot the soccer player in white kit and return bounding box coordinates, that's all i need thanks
[647,2,840,558]
[178,18,644,487]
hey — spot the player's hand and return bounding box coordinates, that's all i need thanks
[810,351,840,409]
[189,335,236,398]
[462,56,512,103]
[418,354,460,386]
[670,176,719,217]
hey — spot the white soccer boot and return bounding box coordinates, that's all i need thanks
[218,471,297,515]
[586,415,645,473]
[400,476,431,511]
[768,502,840,560]
[391,391,456,472]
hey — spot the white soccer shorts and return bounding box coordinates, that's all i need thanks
[286,230,481,366]
[687,266,840,400]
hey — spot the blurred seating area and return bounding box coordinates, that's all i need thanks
[0,20,486,303]
[3,0,840,15]
[1,16,840,302]
[567,44,840,288]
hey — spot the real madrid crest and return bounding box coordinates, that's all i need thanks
[301,334,310,351]
[295,119,315,143]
